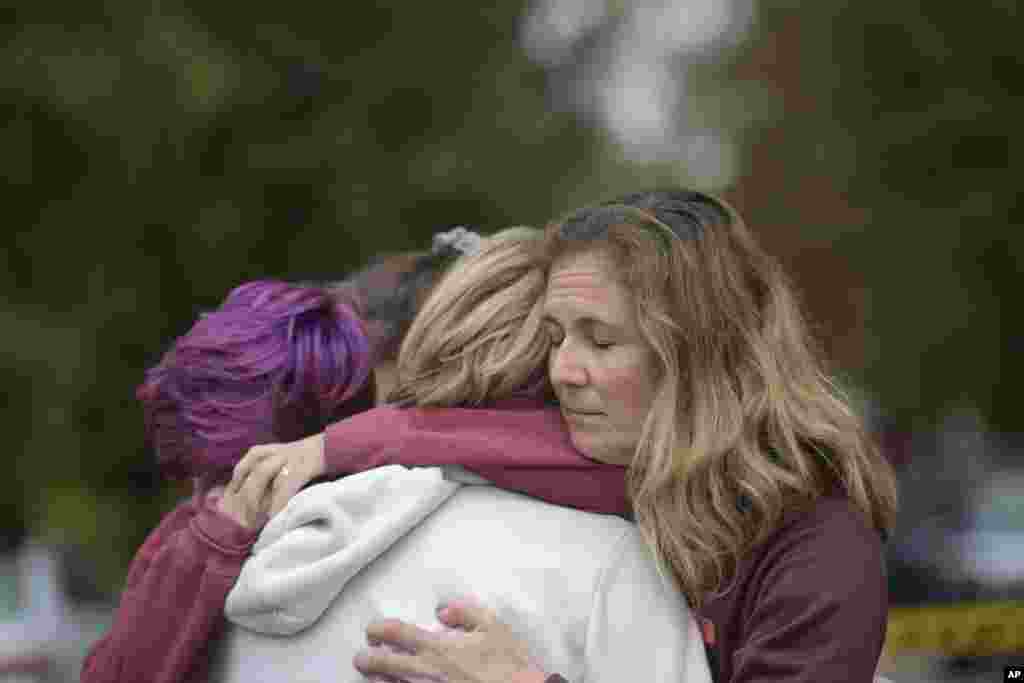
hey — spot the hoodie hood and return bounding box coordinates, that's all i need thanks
[224,465,488,635]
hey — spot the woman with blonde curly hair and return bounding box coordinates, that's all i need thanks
[238,191,898,682]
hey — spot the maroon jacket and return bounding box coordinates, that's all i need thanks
[698,494,888,682]
[81,492,259,682]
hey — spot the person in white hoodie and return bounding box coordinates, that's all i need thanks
[211,226,712,683]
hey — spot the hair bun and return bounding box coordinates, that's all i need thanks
[431,226,483,258]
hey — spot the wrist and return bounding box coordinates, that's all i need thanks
[194,502,261,553]
[214,494,252,531]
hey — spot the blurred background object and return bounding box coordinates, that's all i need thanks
[0,539,113,681]
[3,1,1019,680]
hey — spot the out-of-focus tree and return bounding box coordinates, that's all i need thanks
[735,2,1019,435]
[835,2,1019,437]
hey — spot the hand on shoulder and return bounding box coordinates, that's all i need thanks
[216,433,328,528]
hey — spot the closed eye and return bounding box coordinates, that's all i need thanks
[545,325,614,349]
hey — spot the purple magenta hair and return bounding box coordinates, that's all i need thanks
[136,280,376,490]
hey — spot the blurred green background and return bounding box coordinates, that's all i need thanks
[2,0,1019,607]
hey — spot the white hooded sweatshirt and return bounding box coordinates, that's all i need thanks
[212,465,712,683]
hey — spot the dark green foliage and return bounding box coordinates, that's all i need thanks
[754,1,1019,432]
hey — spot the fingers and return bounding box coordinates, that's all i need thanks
[365,619,437,655]
[230,445,276,493]
[436,597,494,631]
[267,467,309,518]
[215,485,267,531]
[353,647,439,681]
[237,453,285,518]
[232,437,325,520]
[359,609,537,682]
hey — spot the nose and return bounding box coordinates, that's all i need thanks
[548,341,587,388]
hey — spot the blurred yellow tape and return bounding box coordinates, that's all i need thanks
[885,601,1024,656]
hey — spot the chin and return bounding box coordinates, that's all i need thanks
[568,425,632,465]
[568,430,600,461]
[569,436,615,465]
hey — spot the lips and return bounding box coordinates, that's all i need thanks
[564,409,603,416]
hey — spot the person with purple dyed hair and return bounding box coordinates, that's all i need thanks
[139,280,377,499]
[83,279,378,680]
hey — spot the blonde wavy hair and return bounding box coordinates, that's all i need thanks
[388,226,550,407]
[540,190,899,607]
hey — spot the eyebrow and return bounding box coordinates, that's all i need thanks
[541,313,623,332]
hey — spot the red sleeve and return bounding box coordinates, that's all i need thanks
[81,495,259,683]
[322,399,629,516]
[731,500,887,683]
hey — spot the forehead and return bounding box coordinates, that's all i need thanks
[544,249,633,325]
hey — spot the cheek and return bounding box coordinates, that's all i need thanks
[600,363,656,423]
